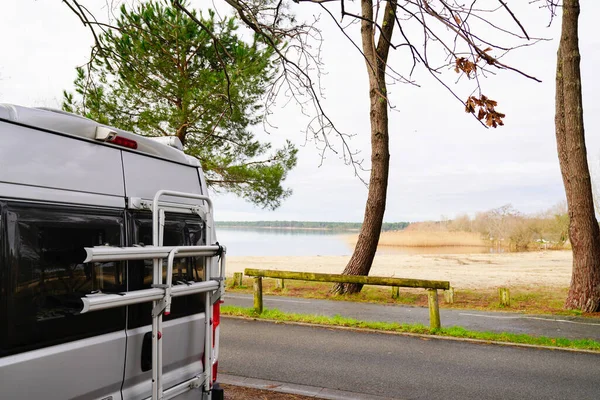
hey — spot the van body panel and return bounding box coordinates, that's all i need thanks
[0,105,193,165]
[0,105,97,139]
[0,181,126,208]
[198,168,209,199]
[122,314,206,400]
[122,151,203,206]
[0,121,125,198]
[0,331,126,400]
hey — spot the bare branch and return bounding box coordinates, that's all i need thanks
[498,0,530,40]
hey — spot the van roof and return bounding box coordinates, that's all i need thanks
[0,103,200,167]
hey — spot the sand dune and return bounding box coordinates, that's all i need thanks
[226,250,573,289]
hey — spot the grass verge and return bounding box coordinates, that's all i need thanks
[222,305,600,352]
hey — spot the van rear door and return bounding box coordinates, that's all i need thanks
[121,212,207,400]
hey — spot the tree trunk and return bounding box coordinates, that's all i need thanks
[333,0,396,294]
[555,0,600,312]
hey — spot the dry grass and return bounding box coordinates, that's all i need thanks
[347,230,487,248]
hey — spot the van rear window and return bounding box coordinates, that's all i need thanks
[127,211,206,329]
[0,203,126,356]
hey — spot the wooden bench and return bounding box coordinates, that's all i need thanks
[243,268,450,329]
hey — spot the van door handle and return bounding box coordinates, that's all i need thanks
[141,331,152,372]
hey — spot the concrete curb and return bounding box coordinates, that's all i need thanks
[223,315,600,355]
[219,373,396,400]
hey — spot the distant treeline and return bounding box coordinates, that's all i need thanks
[216,220,410,232]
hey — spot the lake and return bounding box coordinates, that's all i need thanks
[216,227,352,256]
[216,227,493,257]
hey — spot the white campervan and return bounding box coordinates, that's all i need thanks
[0,104,225,400]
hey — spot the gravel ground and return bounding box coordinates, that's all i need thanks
[221,383,322,399]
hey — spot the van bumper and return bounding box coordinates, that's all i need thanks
[211,382,224,400]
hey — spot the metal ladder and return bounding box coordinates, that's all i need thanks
[79,190,226,400]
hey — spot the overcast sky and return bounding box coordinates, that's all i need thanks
[1,1,599,222]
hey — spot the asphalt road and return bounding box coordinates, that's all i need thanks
[224,293,600,340]
[220,318,600,400]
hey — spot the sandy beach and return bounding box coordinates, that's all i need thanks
[226,250,573,289]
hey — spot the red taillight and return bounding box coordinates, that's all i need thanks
[212,300,222,348]
[212,360,219,383]
[213,301,221,329]
[212,300,223,383]
[109,136,138,149]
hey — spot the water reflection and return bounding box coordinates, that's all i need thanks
[216,227,502,257]
[216,227,352,256]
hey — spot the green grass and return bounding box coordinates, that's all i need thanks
[222,305,600,352]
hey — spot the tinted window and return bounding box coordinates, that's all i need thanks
[127,212,206,328]
[0,203,126,356]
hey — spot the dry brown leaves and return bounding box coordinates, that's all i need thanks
[465,94,505,128]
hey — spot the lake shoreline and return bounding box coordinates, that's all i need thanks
[217,225,360,232]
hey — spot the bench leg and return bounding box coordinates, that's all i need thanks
[499,287,510,306]
[231,272,243,288]
[253,277,263,314]
[427,289,441,330]
[444,287,455,304]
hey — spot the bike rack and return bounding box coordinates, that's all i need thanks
[80,190,226,400]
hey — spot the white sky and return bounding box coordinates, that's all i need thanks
[1,1,599,222]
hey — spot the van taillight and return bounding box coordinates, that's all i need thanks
[212,361,219,383]
[212,300,223,383]
[213,301,221,331]
[109,136,138,149]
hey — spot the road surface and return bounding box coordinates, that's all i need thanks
[220,318,600,400]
